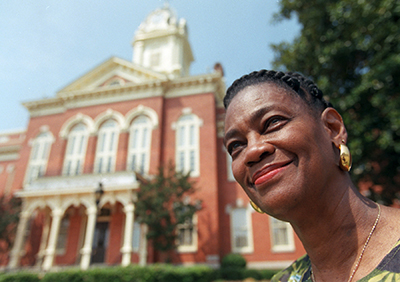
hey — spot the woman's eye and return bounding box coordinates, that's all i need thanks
[228,142,242,156]
[264,116,286,132]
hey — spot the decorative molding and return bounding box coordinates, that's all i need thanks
[59,114,95,139]
[22,69,224,119]
[124,105,159,130]
[93,109,125,132]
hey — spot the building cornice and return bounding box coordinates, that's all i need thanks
[22,72,225,117]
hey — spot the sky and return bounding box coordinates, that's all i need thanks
[0,0,300,132]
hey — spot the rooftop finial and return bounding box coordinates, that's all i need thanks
[163,0,170,8]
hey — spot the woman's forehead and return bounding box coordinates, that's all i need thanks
[227,83,303,112]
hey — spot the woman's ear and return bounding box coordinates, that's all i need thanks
[320,108,348,146]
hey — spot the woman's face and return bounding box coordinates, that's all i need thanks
[224,83,336,217]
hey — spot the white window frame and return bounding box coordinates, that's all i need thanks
[174,113,201,177]
[177,214,198,253]
[25,131,53,183]
[94,119,120,174]
[132,221,141,253]
[226,150,235,182]
[269,216,295,253]
[62,123,89,176]
[150,52,161,67]
[230,207,254,254]
[127,115,152,174]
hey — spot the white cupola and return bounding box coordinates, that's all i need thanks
[132,5,194,78]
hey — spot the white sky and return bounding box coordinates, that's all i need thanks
[0,0,300,132]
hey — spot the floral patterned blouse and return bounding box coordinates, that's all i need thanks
[271,239,400,282]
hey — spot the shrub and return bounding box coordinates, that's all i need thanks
[0,272,40,282]
[0,263,278,282]
[220,253,247,269]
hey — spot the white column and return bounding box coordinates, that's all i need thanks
[42,208,63,271]
[8,211,30,269]
[80,206,97,270]
[35,211,51,267]
[120,203,134,266]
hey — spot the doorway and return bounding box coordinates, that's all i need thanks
[91,209,110,264]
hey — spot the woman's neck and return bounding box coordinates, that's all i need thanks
[290,184,379,281]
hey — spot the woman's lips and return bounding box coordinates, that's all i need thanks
[252,161,292,186]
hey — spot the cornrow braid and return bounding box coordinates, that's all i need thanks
[224,70,332,112]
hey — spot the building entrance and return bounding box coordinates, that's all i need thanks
[91,222,109,263]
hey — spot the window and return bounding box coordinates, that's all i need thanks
[127,116,152,174]
[177,214,198,253]
[150,52,161,67]
[56,216,70,255]
[25,132,53,183]
[175,114,200,176]
[231,208,253,253]
[269,217,295,252]
[63,123,88,176]
[226,151,235,181]
[132,221,141,253]
[94,119,119,173]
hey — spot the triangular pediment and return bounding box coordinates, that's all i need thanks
[57,57,167,95]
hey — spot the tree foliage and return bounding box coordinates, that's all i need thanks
[272,0,400,205]
[0,194,21,248]
[134,163,200,254]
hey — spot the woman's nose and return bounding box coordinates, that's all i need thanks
[244,137,275,167]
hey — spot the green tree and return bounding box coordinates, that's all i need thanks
[0,195,21,250]
[134,163,201,261]
[272,0,400,205]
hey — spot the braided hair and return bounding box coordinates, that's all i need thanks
[224,70,332,113]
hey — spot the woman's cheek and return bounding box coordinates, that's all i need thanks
[232,160,246,186]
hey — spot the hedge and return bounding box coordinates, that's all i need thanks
[0,264,280,282]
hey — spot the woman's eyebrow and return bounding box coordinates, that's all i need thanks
[223,105,274,146]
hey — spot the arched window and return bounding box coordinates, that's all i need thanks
[25,132,53,183]
[127,115,152,174]
[175,114,200,176]
[63,123,89,176]
[94,119,119,174]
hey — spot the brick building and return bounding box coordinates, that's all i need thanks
[1,6,305,271]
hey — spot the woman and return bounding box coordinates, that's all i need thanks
[223,70,400,282]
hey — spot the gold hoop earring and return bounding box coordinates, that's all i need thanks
[250,200,264,214]
[339,142,352,171]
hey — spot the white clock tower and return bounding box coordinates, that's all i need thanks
[132,5,194,78]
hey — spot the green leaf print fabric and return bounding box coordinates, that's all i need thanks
[271,239,400,282]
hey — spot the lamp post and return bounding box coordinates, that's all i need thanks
[94,182,104,212]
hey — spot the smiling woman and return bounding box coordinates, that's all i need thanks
[223,70,400,282]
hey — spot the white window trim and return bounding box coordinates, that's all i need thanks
[94,119,120,174]
[177,214,198,253]
[269,216,295,253]
[62,123,89,176]
[127,115,152,174]
[173,110,202,177]
[59,113,95,139]
[224,146,235,182]
[132,221,141,253]
[24,131,54,184]
[230,204,254,254]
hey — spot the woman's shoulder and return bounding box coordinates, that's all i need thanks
[271,255,311,282]
[359,237,400,281]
